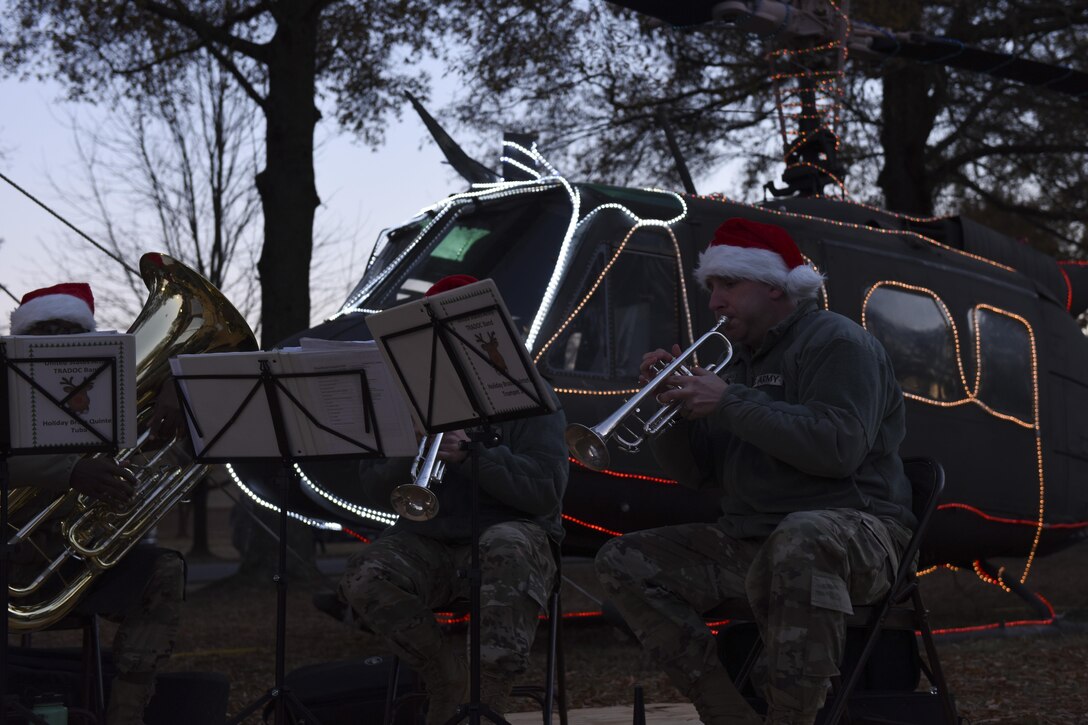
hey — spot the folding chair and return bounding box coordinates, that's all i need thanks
[709,457,958,724]
[16,612,106,724]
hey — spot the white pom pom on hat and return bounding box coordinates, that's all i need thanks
[694,218,824,301]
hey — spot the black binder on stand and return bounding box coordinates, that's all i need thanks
[1,334,136,725]
[172,351,390,725]
[367,279,556,725]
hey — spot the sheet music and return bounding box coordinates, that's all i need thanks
[296,338,418,457]
[170,351,282,458]
[2,332,137,450]
[170,345,418,460]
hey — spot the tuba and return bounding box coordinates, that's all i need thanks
[6,253,257,631]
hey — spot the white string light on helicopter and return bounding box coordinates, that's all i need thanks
[533,193,696,373]
[225,463,343,531]
[292,463,398,526]
[861,282,1047,585]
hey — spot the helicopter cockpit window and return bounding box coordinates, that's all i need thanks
[971,308,1034,423]
[863,285,961,402]
[355,190,573,337]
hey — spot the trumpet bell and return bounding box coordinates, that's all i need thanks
[565,424,611,472]
[391,483,440,521]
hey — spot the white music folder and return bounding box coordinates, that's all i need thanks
[170,344,418,461]
[2,332,137,451]
[365,278,555,433]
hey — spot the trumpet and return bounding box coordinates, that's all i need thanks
[565,318,733,471]
[390,433,444,521]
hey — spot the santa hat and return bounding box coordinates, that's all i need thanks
[694,218,824,301]
[424,274,479,297]
[9,282,97,335]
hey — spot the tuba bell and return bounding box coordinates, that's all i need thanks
[6,253,257,631]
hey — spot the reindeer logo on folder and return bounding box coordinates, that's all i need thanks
[475,331,508,374]
[60,375,95,414]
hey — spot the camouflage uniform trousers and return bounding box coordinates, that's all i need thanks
[339,521,557,679]
[105,550,185,676]
[595,509,912,724]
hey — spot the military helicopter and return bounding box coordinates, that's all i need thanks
[229,0,1088,615]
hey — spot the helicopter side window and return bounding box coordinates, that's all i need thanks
[971,308,1034,423]
[542,242,681,379]
[863,285,962,402]
[544,251,610,375]
[611,250,681,377]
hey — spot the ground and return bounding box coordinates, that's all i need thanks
[15,501,1088,724]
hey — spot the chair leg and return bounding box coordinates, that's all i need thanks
[912,589,957,724]
[384,654,401,725]
[555,598,568,725]
[542,588,560,725]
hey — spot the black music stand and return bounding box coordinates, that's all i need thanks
[1,339,130,725]
[369,281,555,725]
[173,356,386,725]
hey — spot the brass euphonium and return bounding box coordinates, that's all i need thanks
[565,318,733,471]
[390,433,444,521]
[6,253,257,631]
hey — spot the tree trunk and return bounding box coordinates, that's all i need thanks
[255,12,320,349]
[235,9,323,582]
[877,60,942,216]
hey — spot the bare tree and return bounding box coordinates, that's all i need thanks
[57,51,262,333]
[440,1,1088,254]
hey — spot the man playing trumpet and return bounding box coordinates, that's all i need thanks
[337,274,569,724]
[595,219,916,725]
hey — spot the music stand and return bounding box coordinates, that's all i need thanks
[1,337,133,725]
[367,280,556,725]
[172,355,387,725]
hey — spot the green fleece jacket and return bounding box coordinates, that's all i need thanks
[359,389,568,544]
[652,300,915,539]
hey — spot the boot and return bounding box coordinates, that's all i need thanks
[480,671,514,719]
[106,672,155,725]
[684,667,762,725]
[421,650,468,725]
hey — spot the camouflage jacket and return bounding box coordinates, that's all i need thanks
[652,300,916,539]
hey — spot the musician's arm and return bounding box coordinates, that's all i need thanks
[473,407,569,517]
[7,454,81,492]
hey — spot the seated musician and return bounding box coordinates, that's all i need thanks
[7,283,185,725]
[337,274,568,724]
[594,219,917,725]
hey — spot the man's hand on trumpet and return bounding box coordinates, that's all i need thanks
[639,345,727,420]
[437,429,470,464]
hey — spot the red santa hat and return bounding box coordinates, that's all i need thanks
[9,282,97,335]
[694,218,824,301]
[424,274,479,297]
